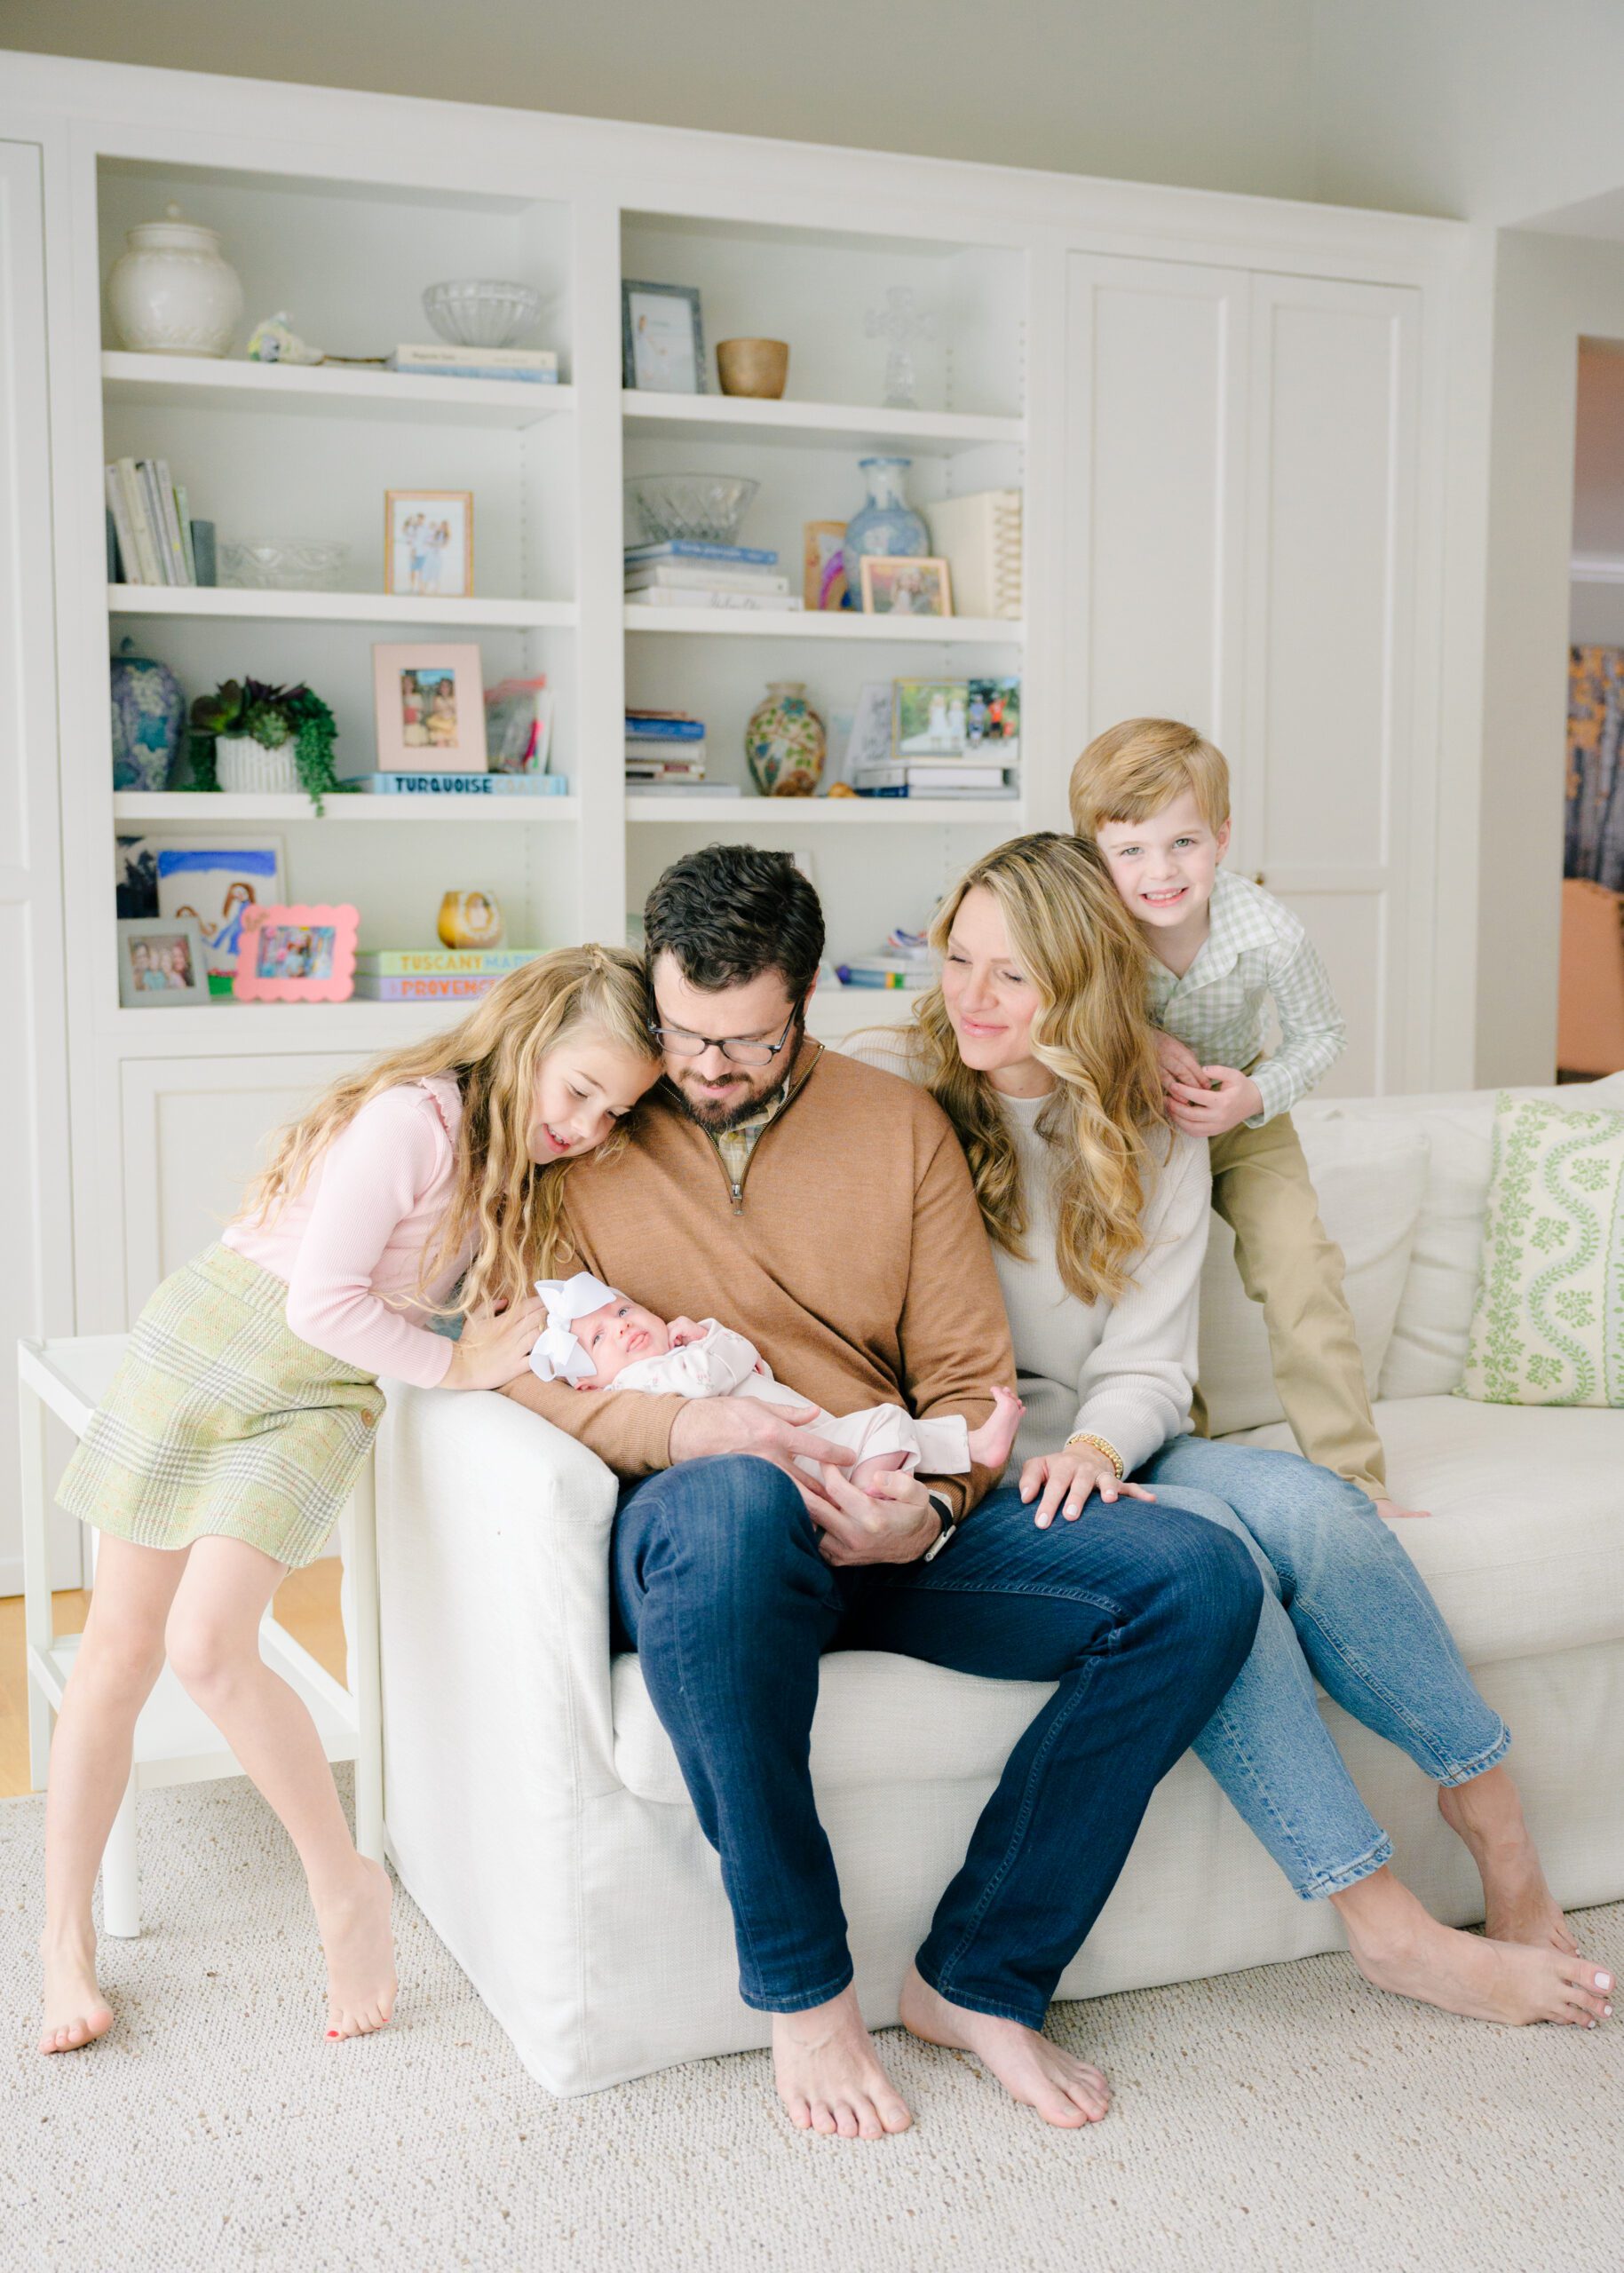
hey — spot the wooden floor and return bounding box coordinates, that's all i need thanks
[0,1558,346,1801]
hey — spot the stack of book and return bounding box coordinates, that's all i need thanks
[623,710,727,798]
[104,456,215,586]
[385,344,559,385]
[624,542,803,614]
[928,489,1023,620]
[353,947,541,1002]
[835,928,936,991]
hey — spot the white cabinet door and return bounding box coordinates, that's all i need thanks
[1242,273,1422,1097]
[119,1057,363,1311]
[0,141,76,1592]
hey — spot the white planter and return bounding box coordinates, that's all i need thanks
[216,734,300,794]
[107,204,243,359]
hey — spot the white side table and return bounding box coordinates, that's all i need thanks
[17,1334,383,1936]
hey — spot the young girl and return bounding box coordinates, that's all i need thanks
[39,944,661,2056]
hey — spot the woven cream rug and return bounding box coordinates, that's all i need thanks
[4,1773,1620,2273]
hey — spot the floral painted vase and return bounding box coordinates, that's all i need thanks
[109,638,186,790]
[840,456,930,607]
[745,682,825,797]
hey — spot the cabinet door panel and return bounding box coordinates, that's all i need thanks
[1064,255,1248,763]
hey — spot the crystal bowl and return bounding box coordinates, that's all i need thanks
[423,279,542,349]
[625,474,760,546]
[220,539,351,591]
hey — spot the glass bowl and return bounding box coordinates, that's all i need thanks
[423,279,542,349]
[625,474,760,546]
[220,539,351,591]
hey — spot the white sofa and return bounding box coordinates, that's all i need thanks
[376,1077,1624,2096]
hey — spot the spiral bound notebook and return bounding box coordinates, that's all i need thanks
[928,488,1023,620]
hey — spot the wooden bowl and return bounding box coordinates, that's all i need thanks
[717,338,790,399]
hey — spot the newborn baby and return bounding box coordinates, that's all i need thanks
[529,1272,1022,1490]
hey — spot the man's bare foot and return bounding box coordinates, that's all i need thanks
[899,1963,1109,2127]
[1335,1870,1610,2027]
[966,1386,1025,1475]
[1371,1496,1429,1521]
[38,1928,114,2055]
[772,1986,913,2139]
[1438,1768,1578,1953]
[318,1857,396,2040]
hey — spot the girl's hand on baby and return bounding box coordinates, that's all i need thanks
[1019,1448,1157,1528]
[444,1295,546,1390]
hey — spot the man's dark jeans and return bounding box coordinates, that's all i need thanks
[611,1455,1263,2029]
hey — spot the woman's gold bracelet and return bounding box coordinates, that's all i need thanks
[1064,1430,1125,1481]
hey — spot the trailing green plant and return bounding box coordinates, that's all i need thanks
[188,676,345,814]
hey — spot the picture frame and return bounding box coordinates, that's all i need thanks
[803,520,847,612]
[622,280,706,394]
[117,915,210,1007]
[372,642,487,772]
[154,837,287,987]
[233,904,360,1002]
[384,489,473,599]
[860,554,954,618]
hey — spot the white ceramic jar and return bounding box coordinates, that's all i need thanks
[107,204,244,359]
[215,734,299,795]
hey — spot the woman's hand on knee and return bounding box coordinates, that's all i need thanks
[1019,1450,1156,1529]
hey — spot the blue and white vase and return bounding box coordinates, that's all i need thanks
[841,456,930,608]
[109,638,186,790]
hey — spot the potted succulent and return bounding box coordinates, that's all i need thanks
[188,677,343,812]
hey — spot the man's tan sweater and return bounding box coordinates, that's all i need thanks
[504,1040,1014,1522]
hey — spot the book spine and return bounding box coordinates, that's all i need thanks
[137,462,174,584]
[623,542,778,565]
[394,364,558,384]
[625,589,802,611]
[621,717,706,740]
[152,460,191,583]
[353,975,503,1000]
[834,965,921,986]
[392,344,558,369]
[355,950,539,975]
[117,459,162,585]
[174,485,198,583]
[189,519,218,586]
[104,466,137,584]
[353,771,568,795]
[624,565,791,593]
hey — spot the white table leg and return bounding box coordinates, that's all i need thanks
[19,1367,55,1793]
[100,1776,140,1938]
[346,1450,384,1864]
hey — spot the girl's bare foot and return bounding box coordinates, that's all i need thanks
[1335,1870,1610,2027]
[38,1928,114,2055]
[772,1985,913,2138]
[1371,1497,1430,1521]
[899,1963,1109,2127]
[966,1387,1025,1475]
[318,1857,396,2039]
[1438,1769,1578,1952]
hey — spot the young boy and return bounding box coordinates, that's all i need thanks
[1069,715,1417,1524]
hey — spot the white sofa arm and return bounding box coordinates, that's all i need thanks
[375,1382,620,2035]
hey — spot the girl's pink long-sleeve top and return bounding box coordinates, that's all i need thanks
[221,1074,470,1387]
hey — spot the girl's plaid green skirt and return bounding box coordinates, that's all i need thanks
[58,1243,384,1568]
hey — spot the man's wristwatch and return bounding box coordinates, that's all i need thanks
[923,1493,955,1561]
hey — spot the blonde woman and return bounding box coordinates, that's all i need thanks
[39,947,661,2057]
[854,835,1612,2034]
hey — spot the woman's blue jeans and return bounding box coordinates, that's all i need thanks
[1137,1436,1510,1899]
[611,1454,1262,2027]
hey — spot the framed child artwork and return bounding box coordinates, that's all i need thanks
[384,490,473,599]
[233,904,360,1002]
[373,642,487,772]
[622,281,705,393]
[859,554,953,617]
[803,520,847,611]
[153,837,287,988]
[117,915,210,1006]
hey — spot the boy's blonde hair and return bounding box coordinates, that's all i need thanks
[1068,717,1231,841]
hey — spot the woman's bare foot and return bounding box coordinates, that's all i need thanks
[318,1857,396,2040]
[1438,1768,1578,1952]
[899,1963,1109,2127]
[1335,1868,1610,2027]
[966,1387,1026,1475]
[38,1928,115,2055]
[772,1985,913,2138]
[1371,1497,1430,1521]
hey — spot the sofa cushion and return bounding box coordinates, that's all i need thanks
[1197,1117,1429,1435]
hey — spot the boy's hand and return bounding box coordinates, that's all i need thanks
[1165,1063,1264,1137]
[1153,1031,1206,1092]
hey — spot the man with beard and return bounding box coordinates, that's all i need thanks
[502,844,1259,2138]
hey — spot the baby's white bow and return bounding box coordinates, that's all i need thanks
[529,1271,619,1384]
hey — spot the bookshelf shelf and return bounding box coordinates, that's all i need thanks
[107,587,577,630]
[621,391,1022,455]
[113,791,580,824]
[622,606,1022,643]
[624,796,1022,826]
[102,352,575,430]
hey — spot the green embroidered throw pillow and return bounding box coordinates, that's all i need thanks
[1459,1091,1624,1406]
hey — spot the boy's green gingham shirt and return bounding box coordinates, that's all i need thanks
[1145,869,1345,1127]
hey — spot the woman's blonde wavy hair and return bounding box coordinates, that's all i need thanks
[240,944,658,1317]
[908,833,1168,1304]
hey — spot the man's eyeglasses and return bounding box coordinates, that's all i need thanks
[649,1001,802,1069]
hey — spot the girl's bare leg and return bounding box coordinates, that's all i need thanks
[1437,1763,1578,1952]
[40,1536,190,2053]
[163,1537,394,2039]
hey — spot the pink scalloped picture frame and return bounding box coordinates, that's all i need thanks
[233,903,359,1001]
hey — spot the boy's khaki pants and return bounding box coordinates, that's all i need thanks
[1190,1108,1387,1497]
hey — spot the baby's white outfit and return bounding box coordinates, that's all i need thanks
[612,1320,971,1480]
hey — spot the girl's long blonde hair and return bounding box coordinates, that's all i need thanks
[909,833,1168,1304]
[242,944,657,1315]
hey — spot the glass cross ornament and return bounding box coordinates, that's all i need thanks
[864,286,936,410]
